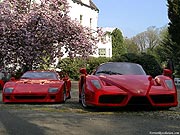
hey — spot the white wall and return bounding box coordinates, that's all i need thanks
[67,0,98,30]
[66,0,112,58]
[93,33,112,58]
[81,0,90,5]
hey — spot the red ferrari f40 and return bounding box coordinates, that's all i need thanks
[2,70,71,103]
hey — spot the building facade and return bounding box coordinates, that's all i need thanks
[67,0,112,58]
[95,30,112,58]
[67,0,98,30]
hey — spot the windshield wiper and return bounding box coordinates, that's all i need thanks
[110,72,123,75]
[96,71,122,75]
[21,77,31,79]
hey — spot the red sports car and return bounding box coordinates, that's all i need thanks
[79,62,178,108]
[0,71,5,90]
[0,79,4,90]
[2,70,71,103]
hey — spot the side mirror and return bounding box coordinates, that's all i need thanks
[0,80,5,89]
[63,73,69,81]
[163,69,173,78]
[10,77,16,81]
[80,68,87,75]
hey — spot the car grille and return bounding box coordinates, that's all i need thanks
[5,96,10,100]
[14,95,46,100]
[127,96,151,105]
[99,95,126,104]
[150,95,175,104]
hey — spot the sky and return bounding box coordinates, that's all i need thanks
[93,0,169,38]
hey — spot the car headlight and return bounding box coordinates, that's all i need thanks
[91,80,101,89]
[4,88,14,93]
[48,88,59,93]
[165,80,173,89]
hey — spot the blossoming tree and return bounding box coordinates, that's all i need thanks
[0,0,101,71]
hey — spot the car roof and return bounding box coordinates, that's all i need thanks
[25,70,56,73]
[100,62,141,66]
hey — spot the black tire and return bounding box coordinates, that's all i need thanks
[67,89,71,99]
[81,84,87,108]
[0,84,2,91]
[63,84,67,103]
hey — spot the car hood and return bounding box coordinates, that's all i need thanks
[99,75,151,95]
[6,79,63,93]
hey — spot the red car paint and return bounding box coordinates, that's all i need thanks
[0,79,4,90]
[2,70,71,103]
[79,62,178,108]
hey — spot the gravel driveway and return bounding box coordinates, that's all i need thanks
[0,81,180,135]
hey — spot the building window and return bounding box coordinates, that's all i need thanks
[101,36,106,43]
[98,48,106,57]
[90,18,92,28]
[80,15,83,24]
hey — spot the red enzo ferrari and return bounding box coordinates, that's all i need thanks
[2,70,71,103]
[79,62,178,108]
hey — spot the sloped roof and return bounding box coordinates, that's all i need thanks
[72,0,99,12]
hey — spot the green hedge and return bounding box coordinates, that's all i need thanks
[57,53,163,80]
[56,57,110,80]
[112,53,162,77]
[57,57,86,80]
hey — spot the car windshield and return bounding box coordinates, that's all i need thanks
[21,71,58,80]
[94,62,146,75]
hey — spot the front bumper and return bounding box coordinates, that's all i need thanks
[2,92,63,103]
[85,90,178,107]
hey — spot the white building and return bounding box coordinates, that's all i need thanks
[67,0,112,58]
[67,0,98,30]
[95,30,112,58]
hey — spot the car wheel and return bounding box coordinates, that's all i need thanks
[67,92,71,99]
[0,84,2,91]
[63,84,67,103]
[81,84,87,108]
[67,88,71,99]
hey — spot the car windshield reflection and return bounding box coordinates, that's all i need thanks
[21,72,58,80]
[94,62,146,75]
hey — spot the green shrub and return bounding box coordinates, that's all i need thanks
[112,53,140,63]
[86,57,111,74]
[112,53,162,77]
[57,53,162,80]
[57,58,86,80]
[57,57,111,80]
[139,53,162,77]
